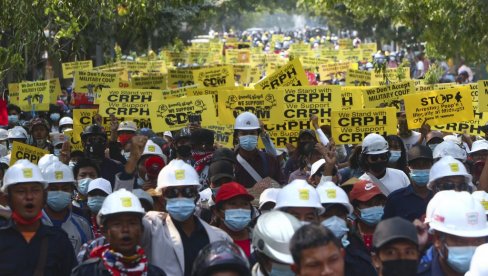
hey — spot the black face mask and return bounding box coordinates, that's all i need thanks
[299,141,315,155]
[176,145,192,158]
[381,259,418,276]
[369,161,387,174]
[84,143,106,160]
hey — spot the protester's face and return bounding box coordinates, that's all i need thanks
[103,213,142,256]
[285,207,318,223]
[434,232,486,262]
[295,243,345,276]
[373,240,419,276]
[77,166,98,180]
[237,129,258,137]
[299,135,315,144]
[320,204,348,221]
[408,159,433,170]
[32,125,48,140]
[388,139,401,151]
[46,183,73,194]
[221,196,251,211]
[433,175,468,192]
[8,183,44,220]
[471,150,488,162]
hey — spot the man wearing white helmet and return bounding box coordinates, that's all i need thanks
[233,111,285,188]
[252,210,302,276]
[428,156,473,194]
[109,119,138,164]
[359,133,410,195]
[7,125,28,152]
[41,160,93,253]
[432,140,467,162]
[0,160,76,274]
[275,179,324,223]
[72,189,166,275]
[418,192,488,275]
[141,159,231,276]
[58,116,73,133]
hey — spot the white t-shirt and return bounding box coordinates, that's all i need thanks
[416,61,425,78]
[401,131,421,152]
[360,168,410,196]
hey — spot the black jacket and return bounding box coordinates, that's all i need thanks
[71,258,167,276]
[344,234,378,276]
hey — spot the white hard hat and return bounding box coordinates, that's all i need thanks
[361,133,388,154]
[275,179,325,214]
[142,140,167,164]
[98,189,145,223]
[117,121,137,132]
[425,190,457,224]
[234,112,260,130]
[156,159,201,191]
[466,243,488,276]
[472,191,488,214]
[430,191,488,237]
[310,159,326,176]
[259,188,281,209]
[88,178,113,195]
[49,133,68,147]
[0,155,10,166]
[7,126,27,139]
[0,129,8,141]
[133,188,154,207]
[38,154,60,170]
[470,140,488,155]
[41,161,75,184]
[433,141,467,161]
[58,117,73,128]
[163,131,173,138]
[316,181,353,214]
[2,159,47,192]
[252,210,302,264]
[428,156,472,189]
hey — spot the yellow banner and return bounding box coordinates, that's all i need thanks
[345,69,371,86]
[404,86,474,129]
[362,81,415,109]
[255,59,308,90]
[331,107,397,145]
[146,60,168,74]
[98,89,161,118]
[370,67,411,86]
[148,95,217,132]
[167,68,194,88]
[131,75,167,89]
[226,49,251,64]
[432,110,488,136]
[10,141,49,165]
[8,83,19,106]
[62,60,93,78]
[318,62,350,80]
[19,80,50,111]
[48,78,62,103]
[233,64,251,85]
[477,80,488,112]
[162,86,192,100]
[73,70,120,94]
[193,65,235,88]
[206,125,234,148]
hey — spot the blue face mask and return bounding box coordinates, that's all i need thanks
[47,191,72,212]
[409,169,430,186]
[270,263,294,276]
[359,206,384,226]
[87,196,106,213]
[8,115,19,124]
[166,197,195,222]
[50,113,61,122]
[224,209,251,232]
[239,135,258,151]
[77,178,92,196]
[388,150,401,163]
[321,216,349,238]
[445,245,476,273]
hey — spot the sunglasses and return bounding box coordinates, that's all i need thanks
[435,182,469,192]
[368,153,389,162]
[164,187,198,199]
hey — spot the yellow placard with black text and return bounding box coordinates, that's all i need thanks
[8,83,20,106]
[432,110,488,136]
[98,89,161,118]
[255,59,308,90]
[62,60,93,78]
[363,81,414,109]
[131,75,167,89]
[193,65,235,88]
[10,141,49,166]
[19,80,50,111]
[477,80,488,112]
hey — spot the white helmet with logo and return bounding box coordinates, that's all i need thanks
[117,121,137,132]
[361,133,389,154]
[433,141,467,161]
[275,179,324,214]
[59,117,74,128]
[2,159,47,192]
[234,112,260,130]
[429,191,488,237]
[252,210,302,264]
[41,161,75,184]
[316,181,353,214]
[157,159,201,191]
[38,154,60,170]
[425,190,457,224]
[142,139,167,164]
[0,129,8,141]
[428,156,472,189]
[471,191,488,214]
[98,188,145,225]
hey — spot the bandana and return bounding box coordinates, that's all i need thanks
[118,134,134,146]
[192,151,213,173]
[90,215,103,239]
[91,244,148,276]
[11,210,43,225]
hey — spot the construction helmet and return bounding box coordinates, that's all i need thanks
[117,121,137,132]
[58,117,74,128]
[0,129,8,141]
[157,159,201,192]
[7,126,28,140]
[192,241,250,276]
[316,181,353,214]
[234,112,260,130]
[142,139,167,164]
[252,210,302,264]
[41,161,75,184]
[429,191,488,237]
[428,156,472,189]
[2,159,47,192]
[38,154,59,170]
[361,133,389,154]
[425,190,457,224]
[274,179,325,214]
[433,141,467,161]
[471,191,488,214]
[98,188,145,225]
[81,124,106,141]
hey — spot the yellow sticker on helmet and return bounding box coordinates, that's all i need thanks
[175,169,185,180]
[148,145,155,152]
[299,189,309,200]
[449,163,459,172]
[481,200,488,211]
[327,189,336,199]
[22,168,33,178]
[121,197,132,207]
[54,171,63,180]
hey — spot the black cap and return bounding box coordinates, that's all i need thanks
[407,145,433,164]
[208,160,234,183]
[299,129,316,139]
[212,148,236,163]
[190,128,215,146]
[373,217,418,250]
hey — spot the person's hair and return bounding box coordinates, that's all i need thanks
[7,104,21,115]
[385,135,408,174]
[190,128,215,148]
[290,223,341,266]
[348,146,362,170]
[73,158,100,178]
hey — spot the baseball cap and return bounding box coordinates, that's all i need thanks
[133,188,154,207]
[349,180,384,202]
[407,145,433,164]
[310,159,326,176]
[470,140,488,154]
[425,131,444,144]
[163,131,173,138]
[215,182,254,205]
[259,188,280,209]
[373,217,419,250]
[361,133,389,154]
[208,160,234,183]
[87,178,113,195]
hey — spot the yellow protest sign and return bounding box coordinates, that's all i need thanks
[467,83,479,108]
[233,64,251,85]
[477,80,488,112]
[331,107,397,145]
[318,62,350,80]
[131,75,167,89]
[10,141,49,165]
[300,57,330,71]
[62,60,93,78]
[432,110,488,136]
[335,87,364,111]
[19,80,50,111]
[255,59,308,90]
[404,86,474,129]
[48,78,62,103]
[206,125,234,148]
[262,130,302,148]
[370,67,411,86]
[162,86,192,100]
[98,89,161,118]
[167,68,195,88]
[362,81,414,109]
[345,69,371,86]
[8,83,19,106]
[149,95,217,132]
[226,49,251,64]
[338,49,362,62]
[192,65,235,88]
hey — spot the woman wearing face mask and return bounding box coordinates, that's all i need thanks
[284,129,318,182]
[48,105,62,133]
[385,135,408,175]
[29,117,54,153]
[349,180,387,253]
[7,104,21,128]
[86,178,113,239]
[214,182,254,257]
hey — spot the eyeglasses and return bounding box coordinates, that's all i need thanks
[164,186,198,199]
[434,182,469,192]
[368,153,389,162]
[86,136,107,144]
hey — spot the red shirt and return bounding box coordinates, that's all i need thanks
[234,239,251,257]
